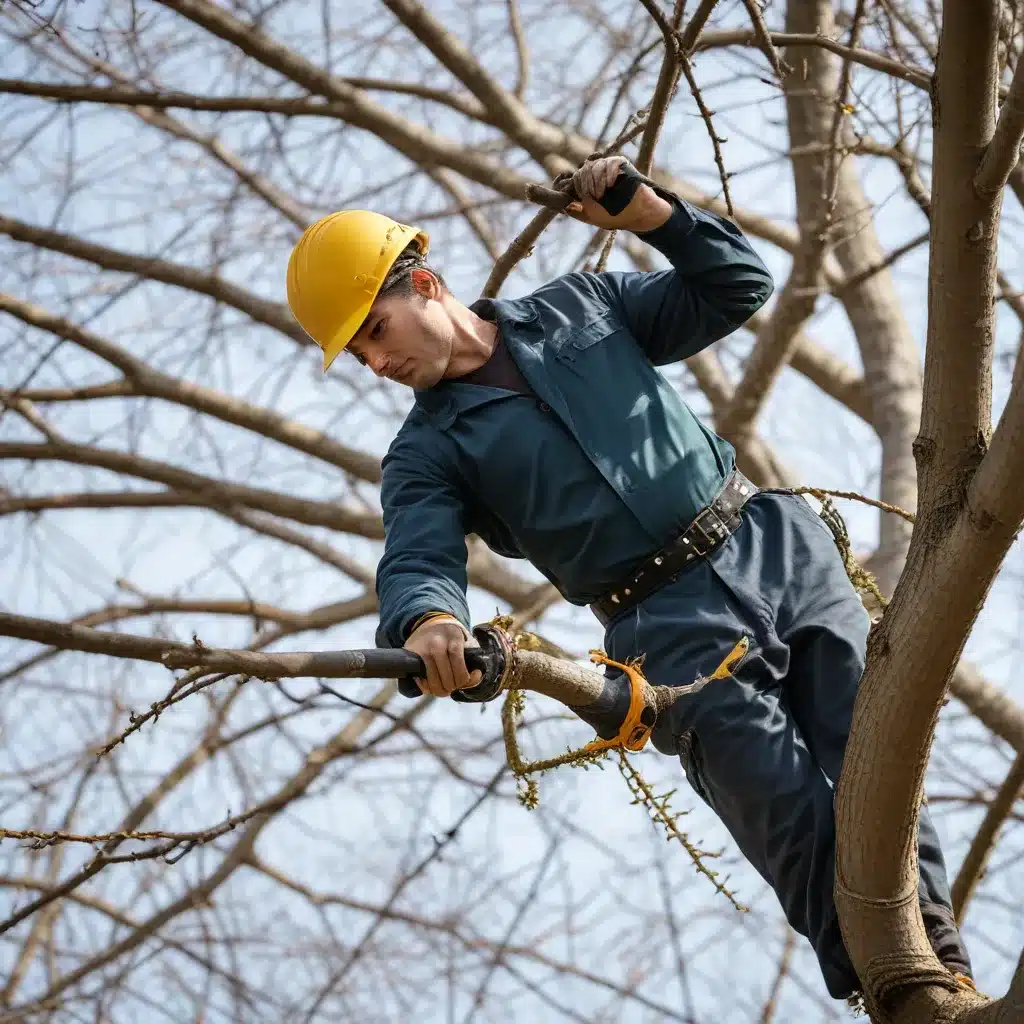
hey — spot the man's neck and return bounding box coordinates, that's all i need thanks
[442,298,499,379]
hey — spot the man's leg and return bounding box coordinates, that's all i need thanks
[768,487,976,985]
[671,652,864,999]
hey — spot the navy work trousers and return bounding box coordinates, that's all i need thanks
[597,490,971,999]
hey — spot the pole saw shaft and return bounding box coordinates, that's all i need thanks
[160,645,484,678]
[0,611,508,703]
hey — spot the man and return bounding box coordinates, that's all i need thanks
[285,157,973,1002]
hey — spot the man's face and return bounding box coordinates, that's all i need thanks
[346,269,452,390]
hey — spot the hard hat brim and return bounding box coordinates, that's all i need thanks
[321,298,372,371]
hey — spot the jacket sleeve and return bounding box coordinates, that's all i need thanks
[593,196,774,365]
[374,432,472,652]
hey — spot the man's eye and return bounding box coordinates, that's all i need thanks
[371,317,386,340]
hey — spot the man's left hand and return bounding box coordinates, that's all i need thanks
[567,156,673,233]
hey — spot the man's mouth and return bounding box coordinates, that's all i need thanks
[389,360,410,382]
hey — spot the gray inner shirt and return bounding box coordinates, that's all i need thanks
[452,299,535,396]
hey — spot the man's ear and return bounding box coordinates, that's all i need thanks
[409,267,439,299]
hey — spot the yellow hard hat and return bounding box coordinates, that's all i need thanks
[286,210,430,371]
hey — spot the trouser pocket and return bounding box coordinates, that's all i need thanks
[678,728,713,808]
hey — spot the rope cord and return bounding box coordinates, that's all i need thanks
[788,486,910,612]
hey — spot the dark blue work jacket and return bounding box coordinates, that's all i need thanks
[375,199,775,648]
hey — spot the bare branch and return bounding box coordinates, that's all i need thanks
[0,683,394,1012]
[0,216,308,345]
[506,0,529,100]
[694,29,932,90]
[0,290,382,482]
[0,439,384,536]
[0,77,490,127]
[634,0,689,175]
[481,208,557,298]
[834,0,1014,1011]
[951,751,1024,923]
[740,0,791,81]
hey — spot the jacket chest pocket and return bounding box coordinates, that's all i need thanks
[552,314,621,364]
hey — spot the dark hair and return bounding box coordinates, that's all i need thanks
[378,240,447,299]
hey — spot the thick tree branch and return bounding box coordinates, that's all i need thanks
[915,12,1002,505]
[975,56,1024,196]
[380,0,568,176]
[0,612,679,743]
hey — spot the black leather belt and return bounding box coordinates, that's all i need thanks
[590,469,760,627]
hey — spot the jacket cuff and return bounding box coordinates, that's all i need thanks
[408,611,471,638]
[634,195,697,248]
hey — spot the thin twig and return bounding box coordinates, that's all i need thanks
[506,0,529,100]
[481,207,559,298]
[740,0,792,80]
[635,0,688,175]
[594,229,618,272]
[761,927,797,1023]
[693,29,932,90]
[98,670,244,755]
[678,0,723,53]
[678,52,734,216]
[0,803,271,854]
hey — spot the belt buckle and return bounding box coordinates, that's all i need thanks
[690,506,728,553]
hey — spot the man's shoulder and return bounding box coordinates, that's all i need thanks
[524,269,604,309]
[504,270,620,335]
[381,403,451,472]
[386,403,431,453]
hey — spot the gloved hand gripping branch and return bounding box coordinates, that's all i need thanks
[555,159,679,217]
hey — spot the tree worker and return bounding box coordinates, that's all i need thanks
[284,156,974,1003]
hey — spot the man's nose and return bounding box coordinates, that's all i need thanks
[369,352,391,377]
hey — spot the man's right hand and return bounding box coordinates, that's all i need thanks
[404,616,483,697]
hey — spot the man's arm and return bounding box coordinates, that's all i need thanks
[569,157,775,365]
[375,434,481,697]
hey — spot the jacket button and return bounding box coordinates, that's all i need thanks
[539,401,551,412]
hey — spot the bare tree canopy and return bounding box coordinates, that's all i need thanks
[2,0,1024,1021]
